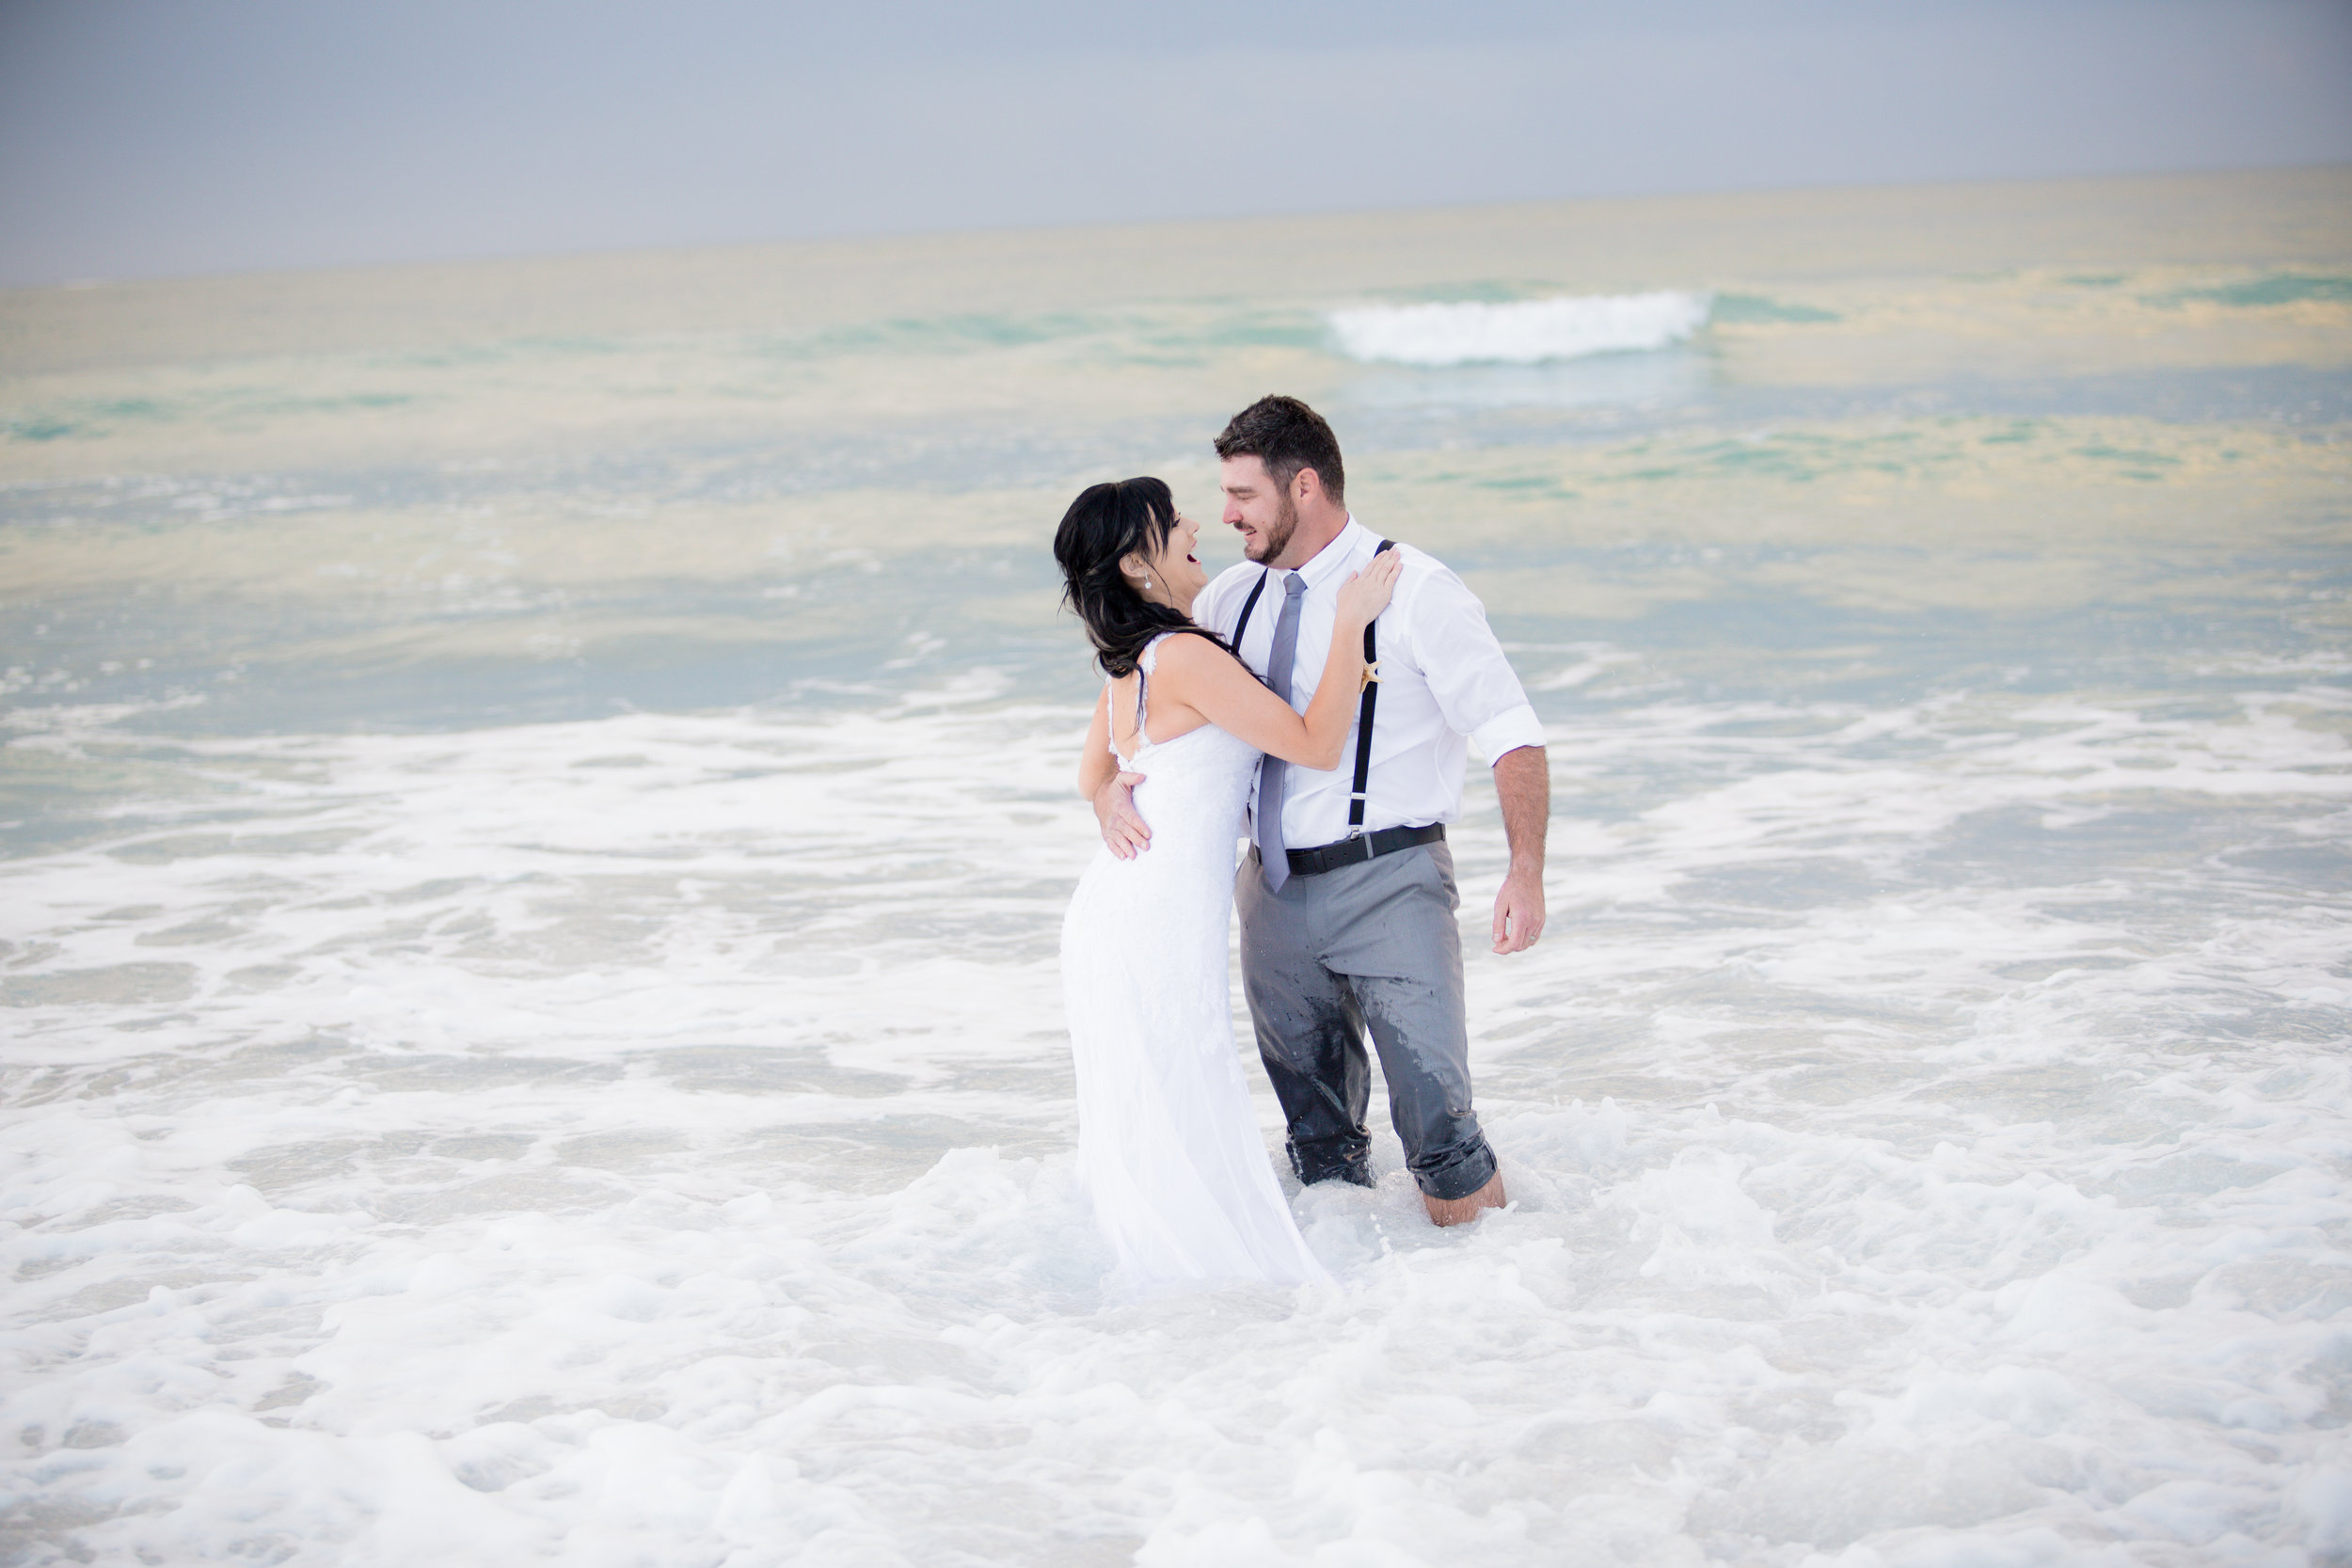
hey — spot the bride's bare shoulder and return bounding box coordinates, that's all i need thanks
[1154,630,1240,676]
[1138,632,1232,701]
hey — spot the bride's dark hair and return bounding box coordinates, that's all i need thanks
[1054,477,1233,678]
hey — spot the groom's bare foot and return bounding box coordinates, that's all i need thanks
[1423,1172,1506,1227]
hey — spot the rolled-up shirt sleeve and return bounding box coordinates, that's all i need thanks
[1405,561,1547,762]
[1469,703,1547,763]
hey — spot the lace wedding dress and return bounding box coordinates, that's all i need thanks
[1060,634,1330,1291]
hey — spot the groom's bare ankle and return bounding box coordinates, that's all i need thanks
[1422,1171,1506,1227]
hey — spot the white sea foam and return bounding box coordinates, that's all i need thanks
[1329,291,1713,366]
[3,674,2348,1564]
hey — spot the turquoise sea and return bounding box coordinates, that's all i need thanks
[3,169,2350,1564]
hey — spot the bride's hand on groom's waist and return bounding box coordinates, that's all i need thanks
[1094,771,1151,858]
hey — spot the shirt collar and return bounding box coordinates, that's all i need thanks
[1290,515,1374,591]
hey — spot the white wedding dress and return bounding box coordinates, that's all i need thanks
[1060,634,1330,1291]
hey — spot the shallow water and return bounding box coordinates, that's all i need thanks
[4,171,2351,1565]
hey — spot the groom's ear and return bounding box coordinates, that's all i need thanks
[1292,467,1323,504]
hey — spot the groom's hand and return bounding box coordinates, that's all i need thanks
[1094,772,1151,858]
[1489,746,1549,955]
[1492,865,1545,955]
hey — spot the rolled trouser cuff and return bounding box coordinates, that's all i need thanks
[1288,1131,1375,1187]
[1409,1134,1499,1201]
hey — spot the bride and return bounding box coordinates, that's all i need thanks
[1053,476,1401,1290]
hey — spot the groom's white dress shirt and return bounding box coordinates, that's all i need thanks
[1198,517,1545,850]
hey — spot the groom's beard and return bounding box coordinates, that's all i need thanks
[1245,493,1298,564]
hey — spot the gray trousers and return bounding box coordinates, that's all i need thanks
[1234,840,1500,1202]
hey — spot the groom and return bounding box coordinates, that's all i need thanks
[1094,395,1549,1227]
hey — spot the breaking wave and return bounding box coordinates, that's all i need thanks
[1330,290,1712,366]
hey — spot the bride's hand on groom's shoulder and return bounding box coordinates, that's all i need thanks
[1337,547,1405,630]
[1094,770,1151,858]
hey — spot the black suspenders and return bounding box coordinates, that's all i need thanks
[1345,540,1395,832]
[1231,569,1271,651]
[1230,540,1395,837]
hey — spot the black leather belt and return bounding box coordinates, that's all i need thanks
[1279,822,1444,878]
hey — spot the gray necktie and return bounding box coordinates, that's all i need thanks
[1254,571,1309,891]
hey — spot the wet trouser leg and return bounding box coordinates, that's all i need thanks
[1236,840,1500,1202]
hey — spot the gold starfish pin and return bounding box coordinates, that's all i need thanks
[1359,660,1381,691]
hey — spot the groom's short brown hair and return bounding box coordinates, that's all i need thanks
[1215,395,1345,506]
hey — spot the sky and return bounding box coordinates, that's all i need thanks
[1,0,2348,287]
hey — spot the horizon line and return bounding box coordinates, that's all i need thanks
[10,160,2350,299]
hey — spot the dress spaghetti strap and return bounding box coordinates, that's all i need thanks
[1120,633,1171,759]
[1135,638,1159,742]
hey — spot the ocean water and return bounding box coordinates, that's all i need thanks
[3,169,2350,1565]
